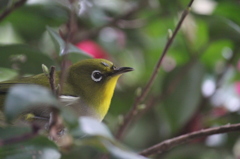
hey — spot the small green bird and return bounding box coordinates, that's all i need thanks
[0,59,133,125]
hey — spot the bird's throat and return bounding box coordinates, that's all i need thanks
[92,75,120,121]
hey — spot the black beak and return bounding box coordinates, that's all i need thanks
[111,67,134,76]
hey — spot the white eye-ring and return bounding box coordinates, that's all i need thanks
[91,70,103,82]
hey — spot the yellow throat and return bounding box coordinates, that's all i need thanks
[65,59,133,121]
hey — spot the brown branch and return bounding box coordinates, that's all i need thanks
[139,123,240,157]
[0,0,27,22]
[141,57,198,115]
[115,0,195,140]
[48,66,57,96]
[59,1,77,94]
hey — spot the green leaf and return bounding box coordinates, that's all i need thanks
[60,107,79,130]
[0,67,18,82]
[201,40,233,68]
[0,135,60,159]
[203,15,240,41]
[2,4,67,41]
[76,117,113,139]
[102,140,148,159]
[214,1,240,25]
[0,44,55,74]
[4,84,60,122]
[162,61,205,133]
[63,136,147,159]
[46,26,92,60]
[0,126,31,139]
[71,117,148,159]
[193,20,209,50]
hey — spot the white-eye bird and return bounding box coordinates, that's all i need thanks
[0,59,133,125]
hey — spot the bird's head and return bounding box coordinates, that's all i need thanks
[67,59,133,119]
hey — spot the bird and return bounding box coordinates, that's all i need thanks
[0,59,133,127]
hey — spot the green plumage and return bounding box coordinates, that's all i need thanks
[0,59,133,126]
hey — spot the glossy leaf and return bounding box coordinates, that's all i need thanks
[46,26,92,60]
[205,15,240,41]
[77,117,113,139]
[0,135,60,159]
[4,85,60,122]
[0,126,31,139]
[162,61,205,133]
[201,40,233,68]
[102,140,148,159]
[60,107,79,130]
[0,44,55,74]
[0,67,18,82]
[2,4,67,41]
[62,136,148,159]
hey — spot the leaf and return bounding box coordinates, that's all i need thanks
[163,144,212,159]
[46,26,92,59]
[69,137,148,159]
[0,67,18,82]
[203,15,240,41]
[60,107,79,130]
[0,126,31,139]
[3,4,67,41]
[0,135,60,159]
[194,20,209,50]
[201,40,233,68]
[102,140,148,159]
[4,84,60,122]
[161,61,205,133]
[76,117,113,139]
[0,44,55,74]
[70,117,148,159]
[214,1,240,24]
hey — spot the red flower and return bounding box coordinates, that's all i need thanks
[75,40,109,59]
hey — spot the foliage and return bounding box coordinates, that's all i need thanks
[0,0,240,158]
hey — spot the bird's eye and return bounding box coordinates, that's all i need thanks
[91,70,103,82]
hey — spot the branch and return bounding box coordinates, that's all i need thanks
[115,0,195,140]
[59,1,78,94]
[48,66,58,96]
[140,57,198,115]
[0,0,27,22]
[139,123,240,157]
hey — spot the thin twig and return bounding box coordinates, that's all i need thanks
[59,1,77,94]
[0,0,27,22]
[139,123,240,156]
[115,0,195,140]
[48,66,57,96]
[141,57,198,115]
[46,1,77,141]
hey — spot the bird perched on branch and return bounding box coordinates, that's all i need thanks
[0,59,133,127]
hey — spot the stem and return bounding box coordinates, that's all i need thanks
[0,0,27,22]
[139,123,240,156]
[49,66,57,96]
[59,1,76,94]
[115,0,195,140]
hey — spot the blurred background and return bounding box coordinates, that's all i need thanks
[0,0,240,158]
